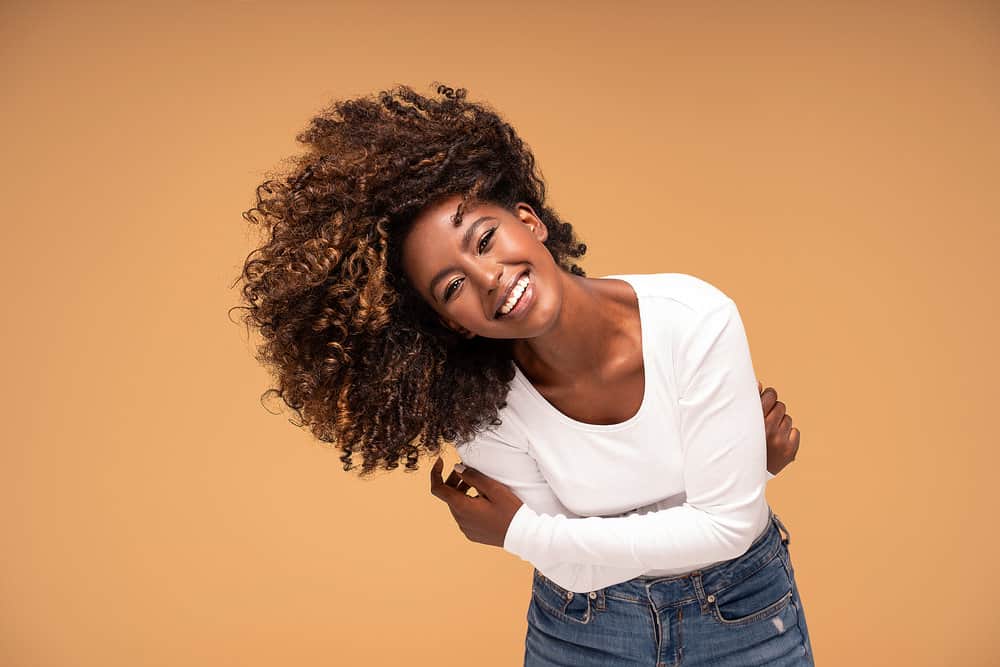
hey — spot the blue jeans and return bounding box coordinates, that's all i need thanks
[524,509,814,666]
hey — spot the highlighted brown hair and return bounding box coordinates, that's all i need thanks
[231,83,588,476]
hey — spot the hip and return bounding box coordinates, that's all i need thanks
[524,510,814,666]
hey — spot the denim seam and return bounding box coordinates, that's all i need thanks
[653,595,701,612]
[771,512,792,546]
[777,544,794,584]
[779,549,813,659]
[531,574,593,625]
[676,605,685,665]
[604,591,644,603]
[793,593,813,659]
[690,571,709,614]
[647,601,662,662]
[709,588,793,626]
[533,570,571,598]
[703,538,783,600]
[531,585,593,625]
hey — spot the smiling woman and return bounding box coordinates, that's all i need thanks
[232,83,590,476]
[232,82,811,666]
[400,195,565,337]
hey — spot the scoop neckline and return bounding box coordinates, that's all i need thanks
[512,273,649,432]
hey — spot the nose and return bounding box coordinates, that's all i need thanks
[462,257,503,289]
[490,264,503,290]
[464,260,504,306]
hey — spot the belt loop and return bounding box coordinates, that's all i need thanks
[589,588,606,611]
[689,570,710,612]
[772,512,791,546]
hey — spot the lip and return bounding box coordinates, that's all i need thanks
[495,270,534,320]
[494,269,528,318]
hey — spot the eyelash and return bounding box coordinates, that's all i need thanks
[443,227,497,301]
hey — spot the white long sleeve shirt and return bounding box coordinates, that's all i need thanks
[455,272,775,594]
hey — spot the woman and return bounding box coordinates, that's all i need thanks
[236,83,813,665]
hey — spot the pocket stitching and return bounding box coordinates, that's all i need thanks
[710,588,793,626]
[708,539,783,600]
[531,581,592,625]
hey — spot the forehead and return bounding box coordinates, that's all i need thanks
[411,194,476,233]
[404,195,503,257]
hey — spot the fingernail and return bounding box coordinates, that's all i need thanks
[453,463,466,474]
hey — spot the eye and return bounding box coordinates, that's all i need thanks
[444,278,461,301]
[477,227,496,254]
[443,227,498,302]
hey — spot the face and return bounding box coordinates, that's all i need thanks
[400,194,565,340]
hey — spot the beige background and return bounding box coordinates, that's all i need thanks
[3,1,998,665]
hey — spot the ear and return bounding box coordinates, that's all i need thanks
[515,202,548,243]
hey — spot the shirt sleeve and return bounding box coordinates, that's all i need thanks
[456,426,660,593]
[499,297,770,575]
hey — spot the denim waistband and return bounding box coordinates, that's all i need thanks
[539,508,793,606]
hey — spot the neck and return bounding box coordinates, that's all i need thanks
[511,271,632,389]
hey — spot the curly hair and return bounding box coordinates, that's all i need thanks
[231,83,589,477]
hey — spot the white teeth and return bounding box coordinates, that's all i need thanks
[499,274,530,315]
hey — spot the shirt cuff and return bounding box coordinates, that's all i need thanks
[503,502,539,559]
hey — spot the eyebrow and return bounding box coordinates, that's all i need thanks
[428,214,499,301]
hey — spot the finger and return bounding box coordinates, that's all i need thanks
[780,413,793,432]
[446,463,475,492]
[760,388,778,416]
[444,469,463,488]
[764,400,785,438]
[758,380,763,394]
[445,475,473,495]
[454,466,495,500]
[430,458,462,504]
[777,417,792,452]
[430,457,444,497]
[444,463,472,495]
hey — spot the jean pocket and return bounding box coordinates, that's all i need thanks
[707,554,793,626]
[531,570,592,625]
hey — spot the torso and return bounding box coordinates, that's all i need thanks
[515,278,646,426]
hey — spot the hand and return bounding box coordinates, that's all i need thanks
[758,380,800,476]
[429,457,525,548]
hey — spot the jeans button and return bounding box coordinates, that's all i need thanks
[588,592,597,599]
[565,591,573,600]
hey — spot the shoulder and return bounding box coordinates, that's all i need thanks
[452,404,541,479]
[614,272,735,314]
[454,390,533,460]
[632,273,747,377]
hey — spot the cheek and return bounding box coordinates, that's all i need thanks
[456,301,487,324]
[509,227,540,251]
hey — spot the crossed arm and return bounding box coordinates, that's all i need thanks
[430,379,799,593]
[430,300,801,592]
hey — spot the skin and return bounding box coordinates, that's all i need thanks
[401,194,800,549]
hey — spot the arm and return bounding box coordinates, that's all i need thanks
[455,428,657,592]
[499,298,770,574]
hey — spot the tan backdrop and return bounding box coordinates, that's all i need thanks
[3,1,998,665]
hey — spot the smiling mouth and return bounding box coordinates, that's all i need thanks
[495,270,530,318]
